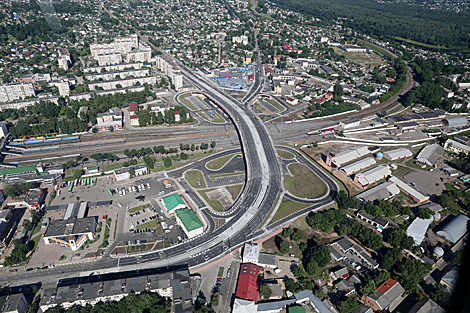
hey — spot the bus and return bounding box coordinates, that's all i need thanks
[87,178,90,185]
[93,178,97,185]
[107,189,113,196]
[68,185,73,192]
[74,179,78,187]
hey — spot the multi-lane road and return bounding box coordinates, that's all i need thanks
[1,43,339,289]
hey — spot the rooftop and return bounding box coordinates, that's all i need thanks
[175,208,203,232]
[162,194,186,212]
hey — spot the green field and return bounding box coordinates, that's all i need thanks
[255,104,271,114]
[136,219,159,230]
[284,163,327,199]
[277,150,294,160]
[198,189,225,212]
[206,154,237,170]
[129,204,150,213]
[226,184,244,200]
[394,36,448,49]
[102,163,125,172]
[153,161,192,173]
[185,170,206,188]
[269,197,310,224]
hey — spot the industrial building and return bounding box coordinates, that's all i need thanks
[442,117,468,127]
[416,144,444,166]
[357,210,389,232]
[388,176,429,203]
[329,237,378,268]
[436,215,470,243]
[326,146,370,167]
[383,148,413,161]
[355,182,400,203]
[354,165,391,187]
[340,157,376,175]
[407,217,433,245]
[444,139,470,155]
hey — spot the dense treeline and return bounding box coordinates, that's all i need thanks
[405,58,466,111]
[274,0,470,50]
[45,292,171,313]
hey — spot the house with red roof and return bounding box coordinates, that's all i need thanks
[362,278,405,311]
[282,44,303,53]
[235,263,263,302]
[129,102,139,114]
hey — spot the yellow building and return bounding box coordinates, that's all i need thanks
[444,139,470,155]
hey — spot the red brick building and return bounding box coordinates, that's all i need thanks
[235,263,263,302]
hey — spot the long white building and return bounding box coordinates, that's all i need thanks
[0,83,36,103]
[155,55,184,90]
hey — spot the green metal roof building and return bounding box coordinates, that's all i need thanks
[161,193,186,213]
[175,208,204,238]
[0,166,37,176]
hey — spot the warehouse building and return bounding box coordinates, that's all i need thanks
[340,157,376,175]
[355,182,400,202]
[354,165,391,187]
[416,144,444,166]
[407,217,433,244]
[398,122,419,133]
[326,146,370,167]
[389,176,429,203]
[436,215,470,243]
[383,148,413,161]
[442,117,468,127]
[357,210,389,232]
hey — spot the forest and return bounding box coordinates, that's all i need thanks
[273,0,470,50]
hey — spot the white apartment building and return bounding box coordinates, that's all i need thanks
[88,76,156,91]
[58,48,72,70]
[94,53,122,66]
[82,62,143,73]
[85,68,149,82]
[0,83,36,103]
[232,35,248,45]
[155,55,183,90]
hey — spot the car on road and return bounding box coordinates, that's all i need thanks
[169,225,174,229]
[117,202,123,208]
[26,268,33,271]
[411,182,417,188]
[147,183,151,188]
[177,236,182,241]
[9,269,18,272]
[227,269,231,277]
[165,229,171,233]
[159,191,165,195]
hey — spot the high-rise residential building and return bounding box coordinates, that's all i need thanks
[0,83,36,103]
[155,55,184,90]
[58,48,72,70]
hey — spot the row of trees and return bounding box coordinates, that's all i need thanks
[3,182,37,198]
[304,101,361,119]
[138,105,194,127]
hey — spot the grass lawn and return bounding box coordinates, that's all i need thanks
[179,93,198,110]
[393,165,416,178]
[226,184,244,200]
[185,170,206,188]
[209,172,245,179]
[255,104,271,114]
[405,159,427,171]
[136,219,159,230]
[31,235,41,251]
[129,204,150,213]
[284,163,327,199]
[198,189,225,212]
[277,150,294,160]
[206,154,237,170]
[32,220,42,237]
[102,163,124,172]
[266,99,286,112]
[386,104,405,115]
[269,197,310,224]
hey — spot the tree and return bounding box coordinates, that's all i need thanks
[129,167,136,178]
[23,220,33,232]
[210,292,219,307]
[417,207,432,219]
[291,228,304,242]
[285,279,301,293]
[360,280,376,295]
[279,239,291,254]
[305,259,319,276]
[260,284,272,299]
[73,169,83,180]
[282,228,294,238]
[211,141,216,148]
[338,296,358,313]
[315,289,327,300]
[293,266,306,278]
[163,157,172,168]
[191,144,195,152]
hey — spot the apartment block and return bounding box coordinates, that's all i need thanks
[0,83,36,103]
[82,62,144,73]
[94,53,122,66]
[58,48,72,70]
[88,76,156,91]
[155,55,183,90]
[85,68,149,82]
